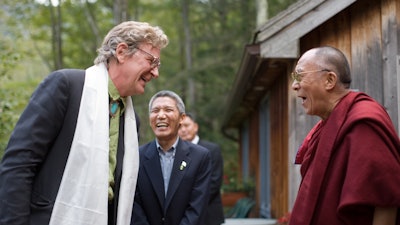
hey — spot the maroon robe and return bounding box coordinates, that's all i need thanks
[290,91,400,225]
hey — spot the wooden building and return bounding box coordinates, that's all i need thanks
[222,0,400,219]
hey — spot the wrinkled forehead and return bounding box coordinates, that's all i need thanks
[151,97,177,109]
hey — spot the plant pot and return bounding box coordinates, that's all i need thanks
[221,191,248,207]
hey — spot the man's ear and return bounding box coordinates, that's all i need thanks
[115,43,129,63]
[325,71,338,90]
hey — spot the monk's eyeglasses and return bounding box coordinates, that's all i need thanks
[135,47,161,69]
[291,69,330,82]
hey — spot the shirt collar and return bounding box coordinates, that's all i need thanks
[108,77,126,113]
[191,135,200,144]
[156,137,179,154]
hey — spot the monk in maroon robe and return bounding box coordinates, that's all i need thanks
[290,46,400,225]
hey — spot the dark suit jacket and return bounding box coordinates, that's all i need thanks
[132,139,211,225]
[0,69,131,225]
[198,140,224,225]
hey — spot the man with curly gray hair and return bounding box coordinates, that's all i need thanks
[95,20,169,96]
[0,21,168,225]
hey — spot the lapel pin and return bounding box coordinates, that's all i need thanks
[180,161,187,170]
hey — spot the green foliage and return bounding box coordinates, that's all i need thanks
[0,2,23,79]
[0,41,21,80]
[0,79,41,157]
[222,175,256,196]
[0,1,37,156]
[269,0,299,17]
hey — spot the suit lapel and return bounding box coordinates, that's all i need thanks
[164,140,191,211]
[143,141,165,208]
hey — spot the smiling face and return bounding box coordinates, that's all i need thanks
[109,43,161,97]
[291,50,331,119]
[149,96,184,143]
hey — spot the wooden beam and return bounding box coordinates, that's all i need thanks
[258,0,356,58]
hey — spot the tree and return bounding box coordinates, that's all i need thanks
[49,0,63,69]
[257,0,268,26]
[181,0,195,111]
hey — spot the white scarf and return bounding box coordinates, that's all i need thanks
[49,64,139,225]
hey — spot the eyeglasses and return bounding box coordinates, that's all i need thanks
[135,47,161,69]
[291,69,330,82]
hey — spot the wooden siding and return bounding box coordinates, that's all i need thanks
[243,65,291,218]
[269,71,289,218]
[381,0,400,132]
[249,109,261,216]
[351,1,384,101]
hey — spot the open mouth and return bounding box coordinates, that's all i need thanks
[156,122,168,128]
[298,96,306,104]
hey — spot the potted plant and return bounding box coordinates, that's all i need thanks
[221,175,255,207]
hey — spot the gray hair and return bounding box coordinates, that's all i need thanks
[148,90,185,115]
[94,21,169,65]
